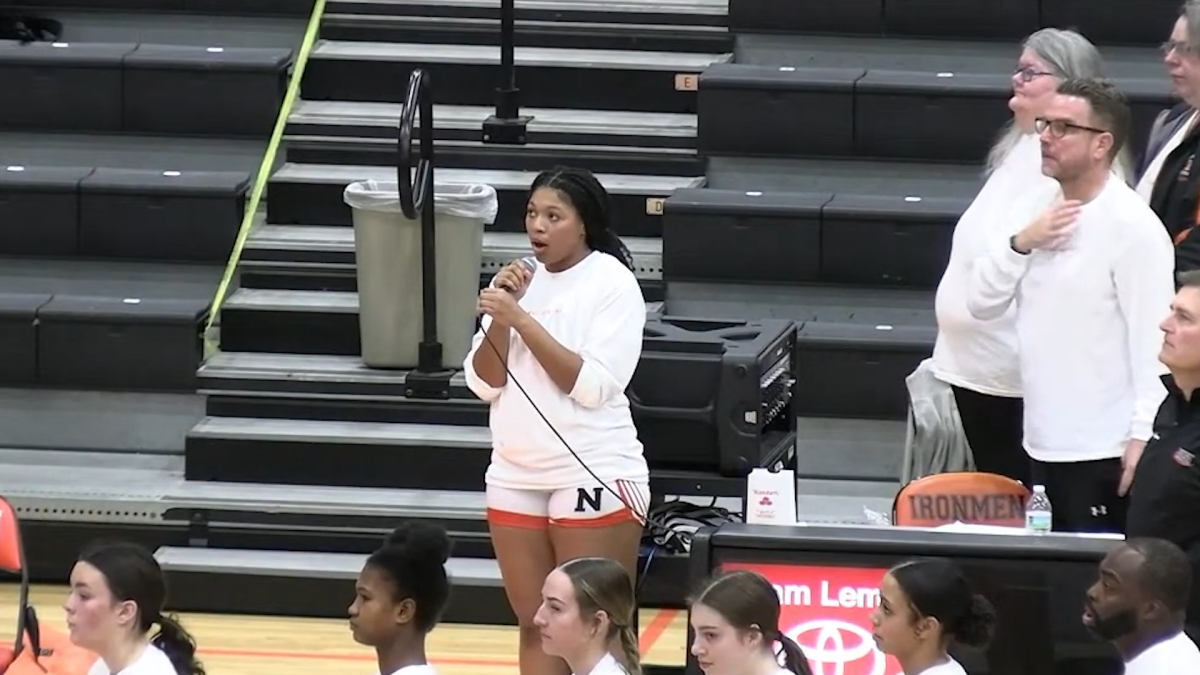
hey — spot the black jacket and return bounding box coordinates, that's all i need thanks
[1126,374,1200,622]
[1137,103,1200,274]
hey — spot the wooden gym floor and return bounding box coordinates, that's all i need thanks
[0,585,688,675]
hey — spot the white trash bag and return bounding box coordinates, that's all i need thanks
[343,180,499,224]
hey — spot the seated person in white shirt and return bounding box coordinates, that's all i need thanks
[871,558,995,675]
[348,522,453,675]
[688,570,813,675]
[534,557,640,675]
[968,77,1176,534]
[64,541,205,675]
[1083,538,1200,673]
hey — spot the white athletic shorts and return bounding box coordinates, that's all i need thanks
[486,478,650,530]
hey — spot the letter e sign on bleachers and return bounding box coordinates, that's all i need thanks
[674,73,699,91]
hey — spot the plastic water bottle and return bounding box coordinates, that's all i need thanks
[1025,485,1053,534]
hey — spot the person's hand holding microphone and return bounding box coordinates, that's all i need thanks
[479,258,535,327]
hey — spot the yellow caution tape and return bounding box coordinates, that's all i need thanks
[203,0,329,356]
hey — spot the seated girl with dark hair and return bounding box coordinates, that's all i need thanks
[871,558,997,675]
[349,522,453,675]
[65,541,204,675]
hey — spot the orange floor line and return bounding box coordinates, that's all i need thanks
[638,608,679,655]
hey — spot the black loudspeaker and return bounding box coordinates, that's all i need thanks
[629,317,797,477]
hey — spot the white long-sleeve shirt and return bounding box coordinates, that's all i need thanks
[932,132,1059,397]
[464,251,649,490]
[967,175,1174,462]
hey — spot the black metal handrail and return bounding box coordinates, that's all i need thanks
[397,68,445,384]
[398,68,433,221]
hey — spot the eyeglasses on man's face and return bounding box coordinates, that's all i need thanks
[1034,117,1110,139]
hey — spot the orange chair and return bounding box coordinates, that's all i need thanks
[892,472,1030,529]
[0,495,97,675]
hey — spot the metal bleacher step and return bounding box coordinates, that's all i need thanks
[283,101,699,175]
[218,288,664,356]
[285,106,700,176]
[266,162,703,236]
[326,0,728,26]
[31,0,318,16]
[733,33,1163,78]
[185,416,492,491]
[303,40,730,113]
[184,413,901,511]
[321,14,731,53]
[0,42,290,138]
[0,258,219,393]
[239,225,663,292]
[155,545,514,624]
[287,100,696,146]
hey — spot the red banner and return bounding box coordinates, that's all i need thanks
[721,562,902,675]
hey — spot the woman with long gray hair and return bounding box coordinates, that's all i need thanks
[929,28,1111,487]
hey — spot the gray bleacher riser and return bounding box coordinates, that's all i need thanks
[662,187,969,289]
[302,41,727,114]
[218,290,663,358]
[326,0,727,27]
[154,545,690,621]
[0,166,249,264]
[319,13,733,54]
[727,0,1174,47]
[236,265,665,304]
[16,0,317,16]
[0,42,291,138]
[265,164,700,238]
[283,137,702,178]
[696,64,1173,164]
[0,290,207,392]
[163,563,518,626]
[282,100,701,180]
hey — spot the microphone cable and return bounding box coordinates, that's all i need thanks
[481,260,693,549]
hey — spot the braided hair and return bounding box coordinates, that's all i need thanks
[530,166,634,271]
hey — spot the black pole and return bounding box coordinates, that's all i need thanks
[397,68,452,399]
[482,0,531,144]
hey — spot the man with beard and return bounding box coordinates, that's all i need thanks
[968,78,1175,533]
[1083,538,1200,672]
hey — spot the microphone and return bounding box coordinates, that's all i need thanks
[499,257,537,294]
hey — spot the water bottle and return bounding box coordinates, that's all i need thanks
[1025,485,1053,534]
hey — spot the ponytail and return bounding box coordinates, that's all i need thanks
[151,614,206,675]
[777,634,813,675]
[616,624,642,675]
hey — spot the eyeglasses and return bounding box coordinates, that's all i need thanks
[1013,65,1054,83]
[1034,117,1111,139]
[1161,40,1196,56]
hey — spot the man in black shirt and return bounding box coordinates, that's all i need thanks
[1126,270,1200,637]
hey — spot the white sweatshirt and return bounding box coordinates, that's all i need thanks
[932,132,1059,397]
[967,174,1174,462]
[464,252,650,490]
[88,645,175,675]
[1124,630,1200,674]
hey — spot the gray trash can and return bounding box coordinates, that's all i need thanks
[343,180,498,370]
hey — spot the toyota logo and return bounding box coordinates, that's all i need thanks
[786,619,896,675]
